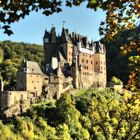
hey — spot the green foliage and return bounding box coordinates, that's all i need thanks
[0,120,18,140]
[104,25,140,89]
[110,76,123,85]
[1,88,140,139]
[0,40,43,90]
[0,48,3,63]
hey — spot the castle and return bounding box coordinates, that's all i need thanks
[0,27,106,117]
[43,27,106,89]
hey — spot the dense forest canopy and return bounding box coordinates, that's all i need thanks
[1,89,140,140]
[105,24,140,91]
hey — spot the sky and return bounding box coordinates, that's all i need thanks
[0,3,106,45]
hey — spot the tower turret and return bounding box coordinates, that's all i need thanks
[43,30,50,44]
[60,28,71,43]
[50,27,57,43]
[94,41,106,87]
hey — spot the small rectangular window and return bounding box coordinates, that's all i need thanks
[23,68,27,72]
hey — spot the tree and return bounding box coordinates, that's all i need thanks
[75,88,140,139]
[110,76,123,85]
[103,25,140,91]
[0,88,140,139]
[56,93,90,140]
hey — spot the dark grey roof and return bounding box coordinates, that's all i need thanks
[94,41,106,53]
[44,30,49,38]
[23,61,43,75]
[60,28,72,43]
[58,51,67,62]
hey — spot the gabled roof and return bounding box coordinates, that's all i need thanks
[60,28,72,43]
[21,61,43,75]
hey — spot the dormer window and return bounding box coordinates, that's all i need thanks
[23,68,27,72]
[44,38,49,43]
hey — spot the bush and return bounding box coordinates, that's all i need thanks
[110,76,123,85]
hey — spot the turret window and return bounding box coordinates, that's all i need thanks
[23,68,27,72]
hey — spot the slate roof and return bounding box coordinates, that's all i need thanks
[22,61,43,75]
[44,30,49,38]
[60,28,72,43]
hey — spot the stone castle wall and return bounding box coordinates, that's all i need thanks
[0,91,28,110]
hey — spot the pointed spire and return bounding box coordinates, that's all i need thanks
[50,26,57,43]
[62,21,66,28]
[60,27,71,43]
[43,29,49,38]
[43,29,50,44]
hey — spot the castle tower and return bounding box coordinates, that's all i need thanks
[16,60,44,96]
[94,41,106,87]
[50,27,57,43]
[43,27,57,74]
[57,62,63,99]
[60,28,73,65]
[73,46,80,89]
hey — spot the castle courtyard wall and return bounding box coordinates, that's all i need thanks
[0,91,28,110]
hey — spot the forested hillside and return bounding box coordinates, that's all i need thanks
[104,25,140,88]
[0,40,43,90]
[1,89,140,140]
